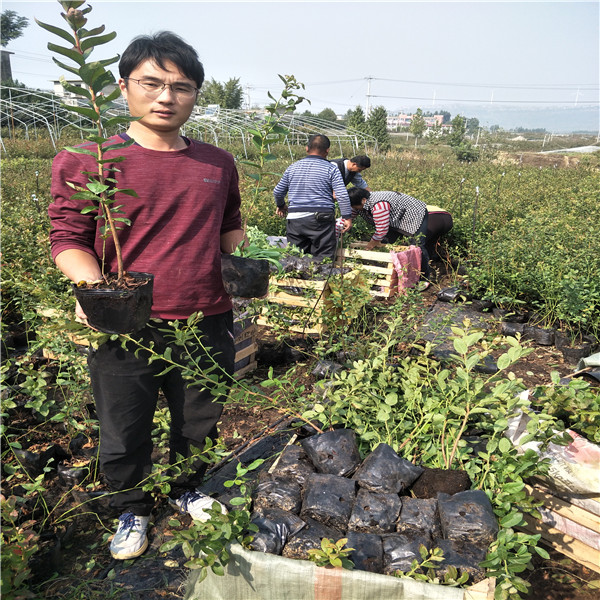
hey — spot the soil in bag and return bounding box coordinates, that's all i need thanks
[411,466,471,498]
[437,490,498,547]
[346,531,384,573]
[432,538,487,583]
[382,531,432,575]
[396,497,442,539]
[353,442,424,494]
[253,472,302,514]
[301,428,361,477]
[248,508,306,555]
[270,444,316,488]
[300,473,356,531]
[348,488,402,534]
[282,516,344,560]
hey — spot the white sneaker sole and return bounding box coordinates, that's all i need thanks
[110,536,149,560]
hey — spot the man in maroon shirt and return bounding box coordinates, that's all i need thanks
[49,32,244,560]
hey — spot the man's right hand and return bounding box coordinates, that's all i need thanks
[275,205,288,218]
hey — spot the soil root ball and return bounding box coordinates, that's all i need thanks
[346,531,384,573]
[300,473,356,531]
[348,488,402,534]
[301,429,361,477]
[353,442,424,494]
[437,489,499,546]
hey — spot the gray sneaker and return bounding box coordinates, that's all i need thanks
[172,490,228,522]
[110,512,150,560]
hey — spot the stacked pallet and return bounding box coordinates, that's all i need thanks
[519,478,600,573]
[233,316,258,378]
[256,277,331,335]
[335,243,408,298]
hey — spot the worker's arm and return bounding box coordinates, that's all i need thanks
[221,228,246,254]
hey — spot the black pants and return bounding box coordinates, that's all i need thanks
[383,212,431,280]
[88,311,235,516]
[286,213,337,260]
[424,211,453,258]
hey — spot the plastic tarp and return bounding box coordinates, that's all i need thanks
[184,543,489,600]
[506,391,600,495]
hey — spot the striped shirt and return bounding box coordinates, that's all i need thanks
[273,155,352,219]
[357,191,427,240]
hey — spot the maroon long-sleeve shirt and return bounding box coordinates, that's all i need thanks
[49,135,242,319]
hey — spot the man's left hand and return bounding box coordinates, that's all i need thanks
[341,218,352,233]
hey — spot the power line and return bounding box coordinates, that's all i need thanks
[371,77,598,91]
[371,94,599,105]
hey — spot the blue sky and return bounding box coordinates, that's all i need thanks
[3,1,599,130]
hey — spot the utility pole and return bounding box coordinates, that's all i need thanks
[365,76,372,117]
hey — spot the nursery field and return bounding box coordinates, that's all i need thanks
[2,136,600,600]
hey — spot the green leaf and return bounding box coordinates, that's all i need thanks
[497,353,511,371]
[86,182,110,195]
[60,82,92,100]
[534,546,550,559]
[61,105,100,121]
[498,437,512,454]
[64,145,98,158]
[36,19,77,46]
[47,42,85,66]
[79,25,106,38]
[453,338,468,355]
[385,392,398,406]
[80,31,117,52]
[500,511,524,528]
[51,57,81,77]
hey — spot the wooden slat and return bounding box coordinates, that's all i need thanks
[520,514,600,574]
[234,360,257,379]
[270,277,328,290]
[526,484,600,533]
[234,342,257,362]
[464,577,496,600]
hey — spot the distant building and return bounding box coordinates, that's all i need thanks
[386,112,444,130]
[1,50,14,81]
[52,79,118,105]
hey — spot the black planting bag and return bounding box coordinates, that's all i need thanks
[437,490,499,546]
[353,443,424,494]
[348,488,402,534]
[301,429,362,477]
[300,473,357,531]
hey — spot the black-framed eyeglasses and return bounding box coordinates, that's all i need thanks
[124,78,199,99]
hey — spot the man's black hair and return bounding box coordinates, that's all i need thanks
[348,187,371,206]
[350,155,371,168]
[307,134,331,153]
[119,31,205,88]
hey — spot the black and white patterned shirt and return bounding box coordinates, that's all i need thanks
[359,191,427,238]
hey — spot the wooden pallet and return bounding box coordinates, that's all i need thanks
[233,322,258,379]
[335,242,408,298]
[517,481,600,573]
[256,277,330,335]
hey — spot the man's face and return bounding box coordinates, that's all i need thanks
[348,161,366,173]
[119,59,198,133]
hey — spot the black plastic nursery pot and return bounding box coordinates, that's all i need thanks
[72,271,154,335]
[221,254,270,298]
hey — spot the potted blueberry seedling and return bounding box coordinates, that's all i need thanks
[37,0,153,334]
